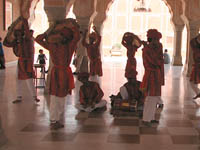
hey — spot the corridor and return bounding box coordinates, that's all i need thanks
[0,57,200,150]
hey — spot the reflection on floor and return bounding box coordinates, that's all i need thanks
[0,57,200,150]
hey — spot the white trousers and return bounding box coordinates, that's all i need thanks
[90,75,101,83]
[120,86,128,100]
[143,96,160,122]
[16,78,37,99]
[157,96,163,104]
[190,81,200,95]
[49,95,66,123]
[16,67,36,99]
[76,100,107,112]
[75,55,83,73]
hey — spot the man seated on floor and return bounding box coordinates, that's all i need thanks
[76,72,107,112]
[110,71,144,108]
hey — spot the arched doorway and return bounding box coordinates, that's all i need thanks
[102,0,175,58]
[31,0,187,61]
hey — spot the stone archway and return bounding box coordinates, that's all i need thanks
[13,0,200,89]
[30,0,183,92]
[101,0,178,58]
[5,0,200,76]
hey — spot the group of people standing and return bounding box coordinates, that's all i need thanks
[113,29,165,127]
[2,16,105,130]
[2,16,200,130]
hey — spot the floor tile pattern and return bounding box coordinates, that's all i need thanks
[0,57,200,150]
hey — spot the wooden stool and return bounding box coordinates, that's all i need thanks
[34,64,46,88]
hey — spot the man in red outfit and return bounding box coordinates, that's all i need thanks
[82,26,102,78]
[110,70,143,112]
[121,32,141,79]
[76,72,107,112]
[3,17,40,104]
[189,34,200,101]
[35,23,80,130]
[140,29,164,126]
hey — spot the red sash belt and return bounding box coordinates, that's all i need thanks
[146,67,159,71]
[52,65,74,90]
[18,57,32,61]
[18,57,33,72]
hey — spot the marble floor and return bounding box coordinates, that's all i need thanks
[0,57,200,150]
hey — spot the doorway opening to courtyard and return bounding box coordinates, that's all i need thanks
[27,0,187,65]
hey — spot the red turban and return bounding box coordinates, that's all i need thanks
[61,27,73,38]
[78,72,89,81]
[147,29,162,40]
[123,32,134,42]
[89,32,96,39]
[125,69,137,79]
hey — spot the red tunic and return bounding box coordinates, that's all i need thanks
[82,35,102,76]
[123,44,139,78]
[140,43,163,96]
[35,30,80,97]
[79,81,104,105]
[3,19,35,80]
[190,38,200,84]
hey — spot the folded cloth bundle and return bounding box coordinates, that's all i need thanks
[123,32,142,48]
[45,18,80,43]
[132,34,142,48]
[5,16,24,43]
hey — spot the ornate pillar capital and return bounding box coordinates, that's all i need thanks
[93,0,114,30]
[44,0,68,23]
[18,0,40,24]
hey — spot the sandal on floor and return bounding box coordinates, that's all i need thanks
[34,98,40,103]
[151,120,159,124]
[13,99,22,104]
[142,121,151,127]
[33,96,40,103]
[50,121,64,130]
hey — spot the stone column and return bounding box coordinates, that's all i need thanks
[171,24,184,66]
[19,0,40,24]
[162,0,185,66]
[181,0,200,76]
[92,0,113,56]
[73,0,96,73]
[73,16,90,73]
[183,24,199,76]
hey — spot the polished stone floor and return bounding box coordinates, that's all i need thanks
[0,57,200,150]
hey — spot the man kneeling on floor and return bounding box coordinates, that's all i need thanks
[110,72,144,114]
[76,72,107,112]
